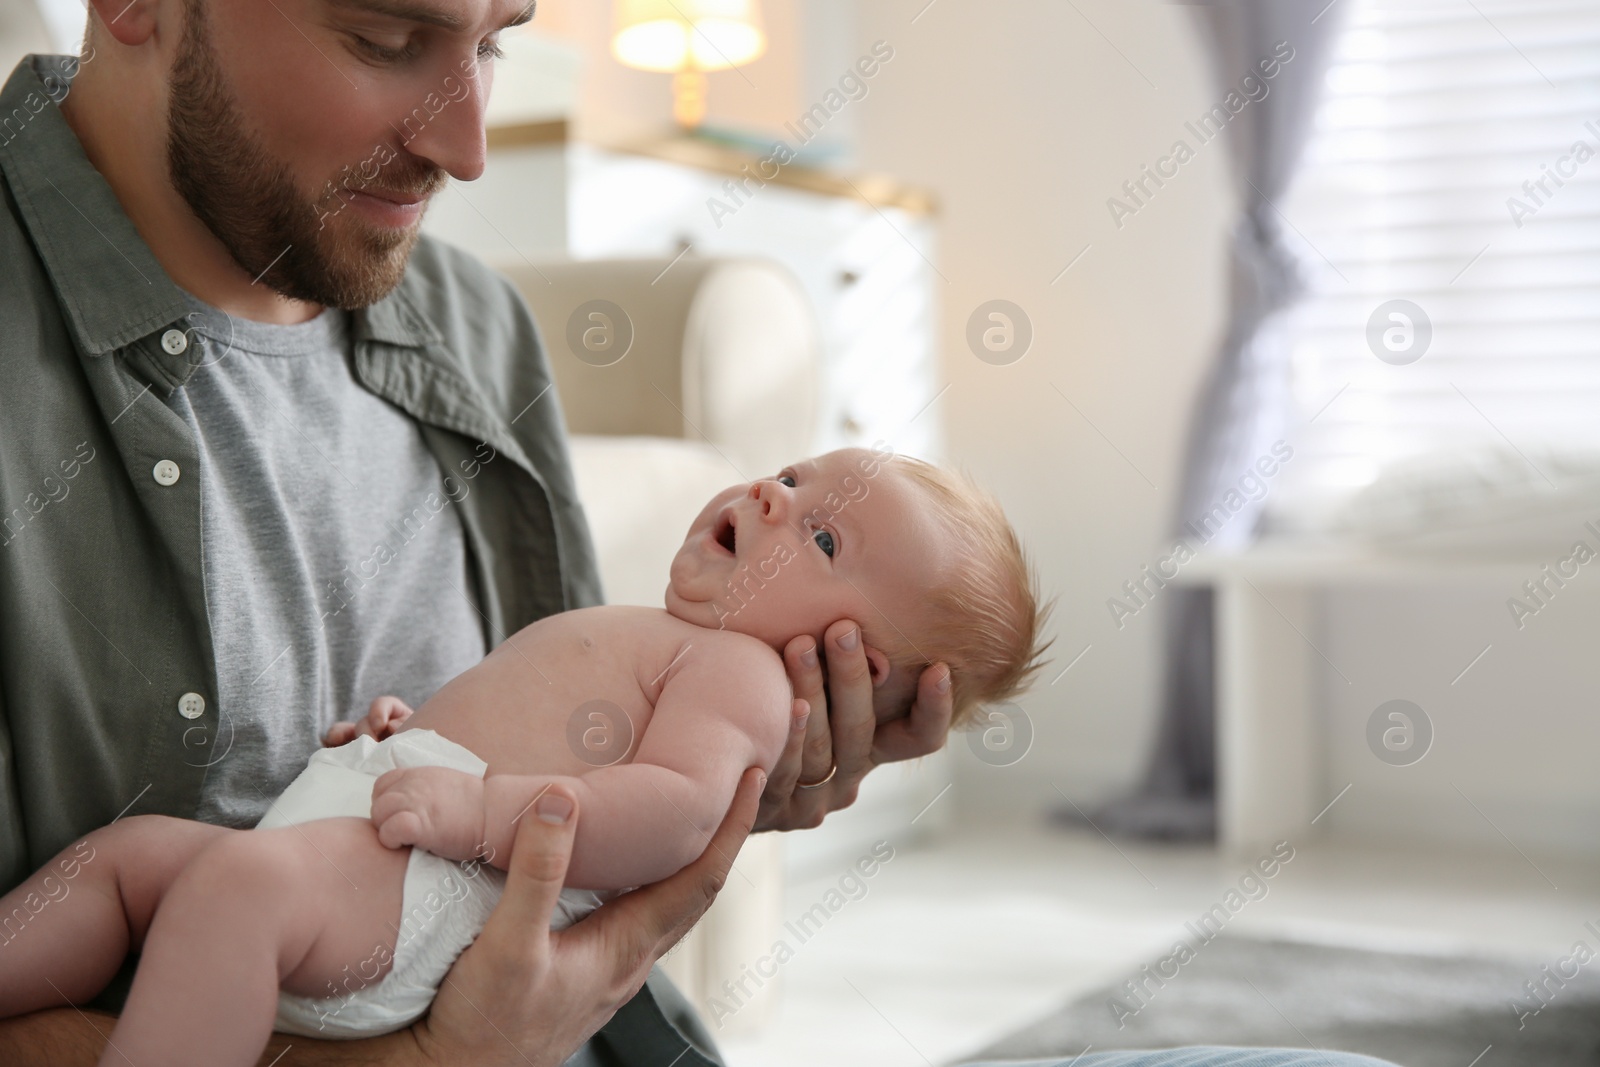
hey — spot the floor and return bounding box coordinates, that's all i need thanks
[714,814,1599,1067]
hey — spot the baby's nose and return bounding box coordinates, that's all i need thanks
[750,480,788,520]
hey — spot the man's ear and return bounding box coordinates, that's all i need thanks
[86,0,159,47]
[864,645,891,689]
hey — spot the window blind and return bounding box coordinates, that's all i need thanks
[1266,0,1600,531]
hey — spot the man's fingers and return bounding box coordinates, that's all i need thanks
[475,786,579,972]
[822,620,871,686]
[760,620,912,833]
[617,767,764,957]
[782,635,831,778]
[822,620,876,779]
[875,662,954,763]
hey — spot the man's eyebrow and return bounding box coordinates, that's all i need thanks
[327,0,536,32]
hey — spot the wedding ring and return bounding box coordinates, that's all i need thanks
[797,763,838,789]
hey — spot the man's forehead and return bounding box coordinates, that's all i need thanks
[323,0,535,32]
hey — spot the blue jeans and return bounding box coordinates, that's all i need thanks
[965,1050,1401,1067]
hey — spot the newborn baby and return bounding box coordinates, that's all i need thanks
[0,446,1048,1067]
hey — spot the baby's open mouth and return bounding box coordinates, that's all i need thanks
[714,514,737,555]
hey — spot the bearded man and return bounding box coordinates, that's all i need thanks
[0,2,957,1063]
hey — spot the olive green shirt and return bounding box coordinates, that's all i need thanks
[0,53,718,1066]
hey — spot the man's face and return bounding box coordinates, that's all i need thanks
[665,449,955,658]
[164,0,532,309]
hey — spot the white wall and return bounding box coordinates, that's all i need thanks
[846,2,1233,813]
[0,0,56,67]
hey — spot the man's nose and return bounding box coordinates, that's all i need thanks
[398,62,490,182]
[749,480,791,522]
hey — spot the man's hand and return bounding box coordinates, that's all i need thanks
[371,766,486,860]
[322,695,414,747]
[410,767,765,1066]
[760,618,953,832]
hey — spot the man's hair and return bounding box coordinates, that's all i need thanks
[872,456,1053,730]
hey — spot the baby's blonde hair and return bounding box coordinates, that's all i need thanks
[872,456,1053,730]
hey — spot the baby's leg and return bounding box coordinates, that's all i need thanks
[0,814,232,1016]
[103,816,408,1067]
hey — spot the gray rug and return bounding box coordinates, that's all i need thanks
[974,935,1600,1067]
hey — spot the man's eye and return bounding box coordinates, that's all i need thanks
[478,37,506,60]
[812,528,836,558]
[777,474,796,488]
[351,35,410,62]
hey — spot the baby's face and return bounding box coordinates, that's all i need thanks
[666,448,953,661]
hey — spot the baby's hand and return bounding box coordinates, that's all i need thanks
[323,695,415,747]
[371,766,486,861]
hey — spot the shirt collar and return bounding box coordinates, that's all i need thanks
[0,53,439,366]
[0,54,187,358]
[355,277,444,350]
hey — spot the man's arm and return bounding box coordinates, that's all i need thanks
[0,1009,411,1066]
[0,1009,118,1067]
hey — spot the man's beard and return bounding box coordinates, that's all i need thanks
[165,3,443,310]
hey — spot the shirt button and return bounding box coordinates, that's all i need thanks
[178,692,206,719]
[152,460,181,486]
[161,329,189,355]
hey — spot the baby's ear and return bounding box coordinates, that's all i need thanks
[864,645,892,689]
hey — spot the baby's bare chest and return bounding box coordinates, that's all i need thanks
[406,606,706,777]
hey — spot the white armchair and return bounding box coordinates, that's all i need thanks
[502,255,820,1032]
[504,256,818,609]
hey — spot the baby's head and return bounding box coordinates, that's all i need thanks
[666,445,1051,728]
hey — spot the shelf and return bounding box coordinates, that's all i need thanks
[482,120,939,216]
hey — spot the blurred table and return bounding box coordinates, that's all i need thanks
[1178,542,1537,853]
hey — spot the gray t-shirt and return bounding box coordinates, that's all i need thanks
[167,293,487,828]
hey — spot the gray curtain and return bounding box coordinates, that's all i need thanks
[1068,0,1348,840]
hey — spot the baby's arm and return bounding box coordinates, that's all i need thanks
[372,641,792,890]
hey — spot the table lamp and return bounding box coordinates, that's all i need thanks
[611,0,766,128]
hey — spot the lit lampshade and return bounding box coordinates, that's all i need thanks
[612,0,766,127]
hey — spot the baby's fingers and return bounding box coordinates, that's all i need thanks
[366,695,415,739]
[371,776,422,848]
[322,721,359,747]
[375,809,424,850]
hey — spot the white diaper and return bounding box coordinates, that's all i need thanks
[257,728,606,1038]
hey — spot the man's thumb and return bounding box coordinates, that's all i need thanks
[479,787,579,945]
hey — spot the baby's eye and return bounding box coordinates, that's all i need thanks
[777,473,797,488]
[812,528,836,558]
